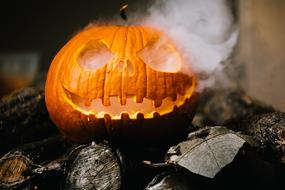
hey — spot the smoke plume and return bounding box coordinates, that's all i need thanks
[137,0,238,90]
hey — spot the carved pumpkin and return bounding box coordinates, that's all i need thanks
[45,25,197,143]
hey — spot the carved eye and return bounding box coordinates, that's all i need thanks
[138,38,182,73]
[77,40,114,71]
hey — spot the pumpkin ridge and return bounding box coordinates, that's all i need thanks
[109,26,121,49]
[85,71,92,103]
[98,65,107,100]
[61,37,88,93]
[138,26,145,48]
[134,27,146,102]
[121,26,129,105]
[61,26,119,97]
[54,36,87,116]
[96,26,121,103]
[45,25,197,143]
[103,27,127,106]
[103,59,110,106]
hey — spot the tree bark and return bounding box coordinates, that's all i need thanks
[193,88,274,127]
[237,112,285,164]
[0,87,57,155]
[0,135,70,189]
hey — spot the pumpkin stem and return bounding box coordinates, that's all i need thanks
[120,4,128,21]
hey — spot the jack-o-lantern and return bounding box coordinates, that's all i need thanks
[45,25,197,143]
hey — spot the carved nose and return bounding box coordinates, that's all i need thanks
[117,60,134,76]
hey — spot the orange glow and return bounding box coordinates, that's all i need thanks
[63,76,196,119]
[45,25,198,142]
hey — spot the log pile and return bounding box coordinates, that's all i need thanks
[0,87,284,190]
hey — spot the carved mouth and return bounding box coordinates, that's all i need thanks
[63,85,195,119]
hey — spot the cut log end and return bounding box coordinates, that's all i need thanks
[65,143,123,190]
[166,126,247,178]
[0,151,32,188]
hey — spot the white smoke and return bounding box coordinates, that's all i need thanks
[139,0,238,90]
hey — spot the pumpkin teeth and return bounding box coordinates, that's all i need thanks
[135,96,143,103]
[103,113,112,125]
[154,99,163,108]
[85,99,92,107]
[136,112,144,120]
[88,114,96,121]
[120,96,127,105]
[153,112,160,118]
[121,112,130,120]
[99,112,108,119]
[103,96,111,106]
[171,94,177,101]
[173,105,178,111]
[131,96,139,104]
[63,83,195,120]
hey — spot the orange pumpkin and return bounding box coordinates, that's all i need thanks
[45,25,197,143]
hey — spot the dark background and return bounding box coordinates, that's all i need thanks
[1,0,285,111]
[0,0,151,72]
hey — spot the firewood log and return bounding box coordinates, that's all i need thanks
[165,126,250,178]
[0,87,57,155]
[64,143,123,190]
[145,169,202,190]
[146,126,285,190]
[0,135,70,189]
[237,112,285,164]
[193,88,274,127]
